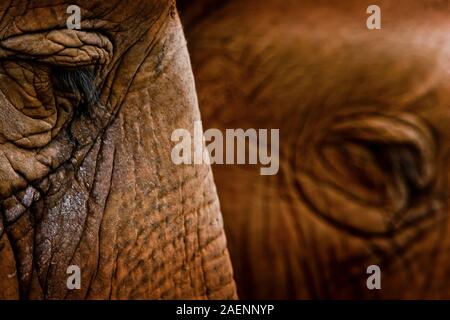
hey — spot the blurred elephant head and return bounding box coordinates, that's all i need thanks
[181,0,450,299]
[0,0,236,299]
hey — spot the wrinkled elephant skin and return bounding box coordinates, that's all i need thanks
[0,1,236,300]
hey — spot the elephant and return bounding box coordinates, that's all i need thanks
[179,0,450,299]
[0,0,237,299]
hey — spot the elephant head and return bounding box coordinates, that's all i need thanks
[181,0,450,299]
[0,0,236,299]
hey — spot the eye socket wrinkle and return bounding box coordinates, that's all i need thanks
[51,67,100,108]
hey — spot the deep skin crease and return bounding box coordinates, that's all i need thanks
[180,0,450,299]
[0,1,236,299]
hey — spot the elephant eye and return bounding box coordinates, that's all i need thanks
[51,67,100,108]
[0,29,111,108]
[323,112,437,211]
[294,111,443,236]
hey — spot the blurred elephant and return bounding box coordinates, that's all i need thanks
[179,0,450,299]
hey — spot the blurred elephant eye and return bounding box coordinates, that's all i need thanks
[325,113,436,202]
[294,111,443,236]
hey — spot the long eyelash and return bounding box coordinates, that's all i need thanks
[52,67,100,107]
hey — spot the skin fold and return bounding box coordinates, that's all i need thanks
[180,0,450,299]
[0,0,236,299]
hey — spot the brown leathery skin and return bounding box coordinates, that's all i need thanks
[0,1,236,299]
[181,0,450,299]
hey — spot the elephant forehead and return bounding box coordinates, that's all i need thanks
[0,0,172,51]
